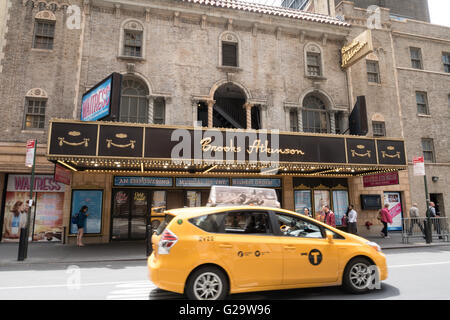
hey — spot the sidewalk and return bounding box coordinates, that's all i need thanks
[365,231,450,249]
[0,241,147,267]
[1,233,449,266]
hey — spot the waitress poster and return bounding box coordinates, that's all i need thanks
[384,192,403,231]
[70,190,103,234]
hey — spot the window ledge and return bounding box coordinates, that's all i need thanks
[217,65,243,72]
[117,55,145,62]
[306,75,327,81]
[31,48,53,53]
[417,114,431,118]
[21,130,45,134]
[368,82,382,86]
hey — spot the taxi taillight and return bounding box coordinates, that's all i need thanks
[158,229,178,255]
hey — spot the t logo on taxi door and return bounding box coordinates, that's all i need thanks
[308,249,322,266]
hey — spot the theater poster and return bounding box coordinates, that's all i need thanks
[2,175,65,242]
[70,190,103,235]
[384,192,403,231]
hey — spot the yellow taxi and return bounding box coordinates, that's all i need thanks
[147,205,387,300]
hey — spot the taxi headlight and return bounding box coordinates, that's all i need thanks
[366,241,382,252]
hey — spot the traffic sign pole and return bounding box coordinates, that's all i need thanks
[18,139,37,261]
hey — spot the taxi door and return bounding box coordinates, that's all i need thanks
[214,210,283,288]
[274,212,339,285]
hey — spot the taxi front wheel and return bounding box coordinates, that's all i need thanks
[342,257,376,294]
[185,266,229,300]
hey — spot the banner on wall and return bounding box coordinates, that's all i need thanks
[384,191,403,231]
[2,175,65,242]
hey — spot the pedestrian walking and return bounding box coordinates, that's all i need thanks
[428,202,442,239]
[378,203,392,238]
[408,203,424,235]
[321,205,336,228]
[347,205,358,235]
[75,205,89,247]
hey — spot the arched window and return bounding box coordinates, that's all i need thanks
[119,20,145,58]
[304,43,323,78]
[302,95,329,133]
[33,11,56,50]
[120,78,149,123]
[219,32,239,68]
[23,88,48,130]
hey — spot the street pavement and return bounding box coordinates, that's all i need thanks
[1,246,450,300]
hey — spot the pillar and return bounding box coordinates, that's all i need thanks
[244,102,253,129]
[207,100,215,128]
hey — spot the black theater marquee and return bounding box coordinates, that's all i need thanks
[47,119,407,175]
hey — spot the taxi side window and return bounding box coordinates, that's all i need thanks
[275,213,324,239]
[223,211,273,235]
[189,213,224,233]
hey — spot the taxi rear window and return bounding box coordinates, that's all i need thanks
[189,213,225,233]
[155,214,175,235]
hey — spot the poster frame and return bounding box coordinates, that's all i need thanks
[69,189,104,235]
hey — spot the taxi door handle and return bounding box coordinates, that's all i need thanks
[219,244,233,249]
[284,245,296,250]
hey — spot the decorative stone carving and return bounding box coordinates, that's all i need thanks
[123,20,143,31]
[221,32,237,43]
[306,43,320,53]
[145,8,151,23]
[35,10,56,21]
[26,88,48,99]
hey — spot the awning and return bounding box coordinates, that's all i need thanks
[47,119,407,176]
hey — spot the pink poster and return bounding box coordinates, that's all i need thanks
[383,192,403,231]
[2,175,65,242]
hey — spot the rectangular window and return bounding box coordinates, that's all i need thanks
[289,109,298,132]
[223,211,272,235]
[421,138,435,163]
[153,98,165,124]
[443,53,450,73]
[367,60,380,83]
[372,121,386,137]
[33,20,55,50]
[24,99,46,129]
[222,42,238,67]
[306,53,321,76]
[416,91,429,115]
[124,31,143,57]
[410,47,423,69]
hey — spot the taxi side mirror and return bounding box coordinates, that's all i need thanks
[326,231,334,244]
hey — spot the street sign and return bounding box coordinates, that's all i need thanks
[413,156,425,176]
[25,139,36,167]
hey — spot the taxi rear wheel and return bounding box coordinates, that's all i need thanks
[185,266,229,300]
[342,257,376,294]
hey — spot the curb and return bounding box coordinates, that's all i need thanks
[0,257,147,267]
[381,243,450,250]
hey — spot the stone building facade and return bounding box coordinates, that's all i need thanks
[337,1,449,218]
[0,0,446,243]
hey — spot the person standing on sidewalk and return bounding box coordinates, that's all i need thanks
[347,205,358,235]
[379,203,393,238]
[76,205,89,247]
[428,202,442,239]
[408,203,424,235]
[321,205,336,228]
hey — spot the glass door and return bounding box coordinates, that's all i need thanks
[112,189,150,241]
[186,191,201,207]
[130,191,148,240]
[112,190,131,240]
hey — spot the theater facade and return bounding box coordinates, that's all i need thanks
[4,0,440,244]
[46,119,408,243]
